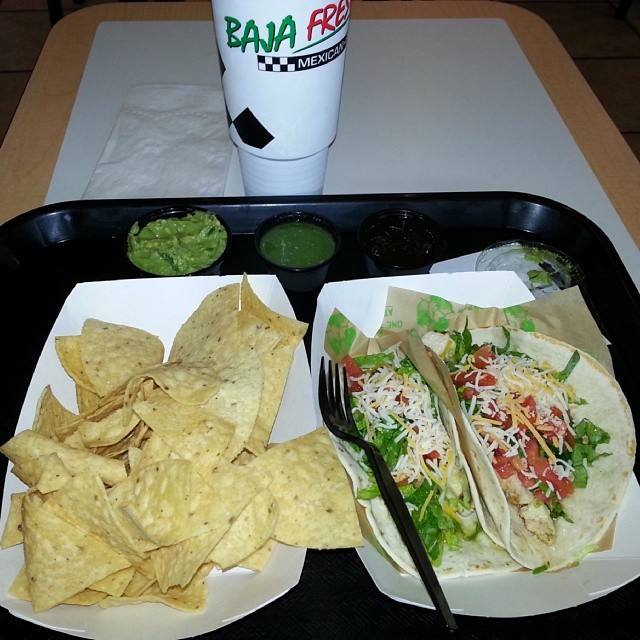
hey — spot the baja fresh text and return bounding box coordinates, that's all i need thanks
[223,0,350,53]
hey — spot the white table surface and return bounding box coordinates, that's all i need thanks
[45,18,640,291]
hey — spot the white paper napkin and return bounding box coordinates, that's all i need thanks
[82,84,232,199]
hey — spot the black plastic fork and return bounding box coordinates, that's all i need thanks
[318,357,457,633]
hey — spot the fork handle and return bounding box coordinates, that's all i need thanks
[363,442,457,632]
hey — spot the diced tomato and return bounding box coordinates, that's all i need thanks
[451,369,497,387]
[341,355,364,392]
[516,441,552,502]
[549,405,563,419]
[492,454,517,479]
[472,344,496,369]
[539,406,574,448]
[525,438,551,481]
[521,437,574,501]
[519,395,537,422]
[552,475,575,500]
[563,430,575,449]
[531,487,551,504]
[423,450,441,461]
[492,451,526,478]
[509,453,527,473]
[482,400,512,427]
[517,471,538,490]
[462,387,479,401]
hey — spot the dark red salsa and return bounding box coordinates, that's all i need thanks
[364,216,439,268]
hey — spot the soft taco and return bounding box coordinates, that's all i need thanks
[429,326,636,571]
[336,339,520,579]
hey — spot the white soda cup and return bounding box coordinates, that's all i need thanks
[211,0,351,195]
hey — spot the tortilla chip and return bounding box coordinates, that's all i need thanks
[232,450,257,466]
[7,566,29,601]
[101,564,210,613]
[90,421,148,460]
[6,569,109,607]
[209,488,278,570]
[64,589,108,606]
[244,342,297,456]
[61,429,85,450]
[22,491,131,612]
[79,319,164,397]
[240,274,308,346]
[238,312,292,456]
[130,432,177,471]
[108,459,192,546]
[0,492,25,548]
[66,385,128,444]
[90,566,136,597]
[194,464,265,530]
[123,569,155,597]
[133,361,223,405]
[163,285,266,462]
[238,538,277,571]
[76,386,102,414]
[1,430,127,487]
[77,405,139,448]
[35,453,73,494]
[7,460,36,486]
[250,427,363,549]
[169,283,241,364]
[239,275,307,454]
[127,445,143,469]
[151,529,220,591]
[31,385,78,441]
[134,352,264,466]
[133,387,235,475]
[213,353,264,462]
[55,335,94,392]
[44,468,150,562]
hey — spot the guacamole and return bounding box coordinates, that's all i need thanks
[127,210,228,276]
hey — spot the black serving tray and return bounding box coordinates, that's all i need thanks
[1,191,639,640]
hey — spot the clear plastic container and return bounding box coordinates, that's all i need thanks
[476,240,584,298]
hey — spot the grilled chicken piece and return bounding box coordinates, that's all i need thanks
[501,476,556,544]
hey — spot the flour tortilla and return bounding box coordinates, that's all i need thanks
[451,328,636,571]
[333,405,520,580]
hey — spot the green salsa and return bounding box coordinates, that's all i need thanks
[127,210,227,276]
[258,221,336,269]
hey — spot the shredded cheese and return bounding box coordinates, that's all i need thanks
[511,404,557,462]
[455,344,578,502]
[419,489,435,521]
[349,346,467,513]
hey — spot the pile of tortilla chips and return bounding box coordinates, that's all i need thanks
[0,275,362,614]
